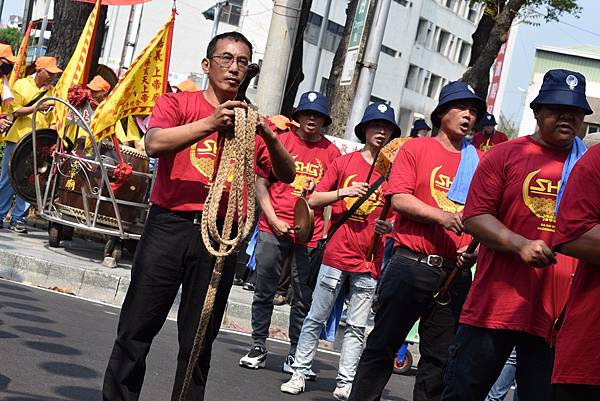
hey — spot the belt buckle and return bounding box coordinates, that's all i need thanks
[193,214,202,225]
[426,254,444,268]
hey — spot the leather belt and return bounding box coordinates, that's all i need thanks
[394,247,455,270]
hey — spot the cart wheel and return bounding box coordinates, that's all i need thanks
[48,223,63,248]
[124,239,138,256]
[62,225,74,241]
[393,350,413,375]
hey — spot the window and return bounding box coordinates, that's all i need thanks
[405,64,419,91]
[304,12,322,46]
[436,30,451,55]
[458,42,472,65]
[586,123,600,135]
[381,45,399,57]
[220,0,243,26]
[415,18,431,46]
[393,0,409,6]
[444,0,457,11]
[323,20,344,53]
[320,77,329,94]
[467,3,480,22]
[427,74,442,98]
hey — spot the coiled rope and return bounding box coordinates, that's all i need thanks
[178,106,258,401]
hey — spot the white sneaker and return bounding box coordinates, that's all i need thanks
[333,383,352,400]
[239,345,267,369]
[280,372,306,394]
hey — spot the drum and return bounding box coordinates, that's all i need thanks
[8,129,59,204]
[293,196,314,244]
[55,141,150,232]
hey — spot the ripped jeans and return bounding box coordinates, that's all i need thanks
[292,264,377,384]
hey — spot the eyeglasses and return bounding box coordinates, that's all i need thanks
[209,54,250,70]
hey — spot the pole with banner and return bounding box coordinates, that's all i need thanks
[340,0,370,86]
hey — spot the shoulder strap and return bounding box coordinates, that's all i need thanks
[25,89,49,107]
[324,175,384,243]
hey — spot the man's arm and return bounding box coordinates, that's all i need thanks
[392,193,463,234]
[464,214,556,267]
[145,99,247,158]
[309,182,369,208]
[557,225,600,265]
[256,176,290,237]
[256,120,295,184]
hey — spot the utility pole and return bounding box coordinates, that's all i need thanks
[344,0,392,141]
[118,5,137,78]
[21,0,34,37]
[34,0,52,59]
[201,1,228,90]
[256,0,302,116]
[308,0,332,91]
[0,0,4,26]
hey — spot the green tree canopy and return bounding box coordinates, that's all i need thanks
[0,27,21,51]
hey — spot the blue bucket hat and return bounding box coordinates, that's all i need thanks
[477,112,497,129]
[292,91,332,127]
[354,102,402,143]
[530,69,593,115]
[431,81,486,128]
[412,119,431,132]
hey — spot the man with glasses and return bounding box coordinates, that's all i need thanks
[102,32,295,401]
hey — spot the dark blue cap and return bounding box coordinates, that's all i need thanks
[354,102,402,143]
[478,112,497,127]
[530,69,593,115]
[291,91,332,127]
[412,119,431,132]
[431,81,486,128]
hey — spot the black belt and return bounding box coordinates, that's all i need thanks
[394,247,455,270]
[152,205,204,225]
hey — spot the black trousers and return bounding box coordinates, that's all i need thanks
[102,206,238,401]
[348,249,471,401]
[441,325,555,401]
[552,384,600,401]
[251,231,314,354]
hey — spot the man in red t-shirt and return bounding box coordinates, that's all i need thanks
[440,69,590,401]
[239,91,341,375]
[349,82,485,401]
[102,32,295,401]
[551,144,600,401]
[279,102,400,399]
[471,112,508,152]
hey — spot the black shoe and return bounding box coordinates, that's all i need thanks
[233,277,245,286]
[9,220,28,234]
[239,345,267,369]
[243,282,255,291]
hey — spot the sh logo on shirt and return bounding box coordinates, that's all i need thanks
[290,156,324,196]
[522,169,560,232]
[430,165,463,213]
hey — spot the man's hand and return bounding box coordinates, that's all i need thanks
[375,219,393,235]
[38,101,54,112]
[518,239,556,267]
[339,182,369,198]
[0,117,12,133]
[456,244,478,269]
[207,100,247,134]
[257,116,277,141]
[269,217,291,237]
[438,211,464,235]
[304,178,316,194]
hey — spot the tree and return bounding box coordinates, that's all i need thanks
[46,0,108,82]
[464,0,581,98]
[0,27,21,50]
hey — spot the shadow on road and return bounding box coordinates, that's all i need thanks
[0,292,39,302]
[24,340,82,356]
[0,281,30,292]
[40,362,100,379]
[5,311,54,324]
[3,301,47,313]
[13,325,66,338]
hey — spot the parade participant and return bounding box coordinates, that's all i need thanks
[172,79,198,93]
[0,43,16,134]
[87,74,111,107]
[410,118,431,138]
[348,81,484,401]
[471,112,508,152]
[551,142,600,401]
[440,69,586,401]
[239,91,341,376]
[102,31,295,401]
[0,56,61,233]
[279,102,400,399]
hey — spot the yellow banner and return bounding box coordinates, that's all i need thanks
[54,0,102,138]
[9,21,33,89]
[90,11,175,142]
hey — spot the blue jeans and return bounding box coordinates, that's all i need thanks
[293,264,377,384]
[0,142,30,222]
[485,348,519,401]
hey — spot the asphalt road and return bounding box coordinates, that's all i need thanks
[0,279,413,401]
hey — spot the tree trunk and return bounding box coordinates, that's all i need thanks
[325,0,377,138]
[461,0,525,98]
[468,1,504,68]
[46,0,107,82]
[280,0,313,117]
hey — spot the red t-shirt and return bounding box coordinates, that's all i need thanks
[147,91,271,215]
[385,137,474,260]
[316,151,387,278]
[257,132,341,247]
[551,144,600,385]
[460,136,577,342]
[471,130,509,152]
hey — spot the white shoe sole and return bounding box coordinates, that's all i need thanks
[239,358,266,369]
[280,385,304,395]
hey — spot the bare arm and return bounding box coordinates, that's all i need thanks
[464,214,556,267]
[256,119,295,184]
[309,182,369,208]
[256,176,291,237]
[392,193,463,234]
[558,225,600,265]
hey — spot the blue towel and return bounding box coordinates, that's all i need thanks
[448,141,480,205]
[245,226,260,271]
[320,287,346,342]
[555,137,587,214]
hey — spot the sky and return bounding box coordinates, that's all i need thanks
[3,0,599,129]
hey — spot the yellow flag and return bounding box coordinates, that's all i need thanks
[9,21,33,89]
[54,0,102,138]
[90,11,175,142]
